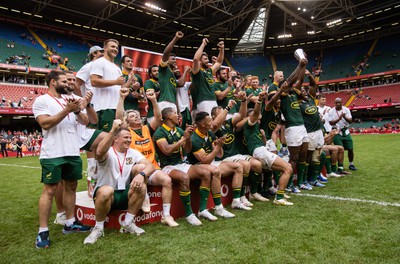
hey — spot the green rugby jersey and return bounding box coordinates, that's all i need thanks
[267,82,279,94]
[190,68,216,108]
[188,129,217,164]
[123,72,143,110]
[153,123,185,167]
[158,62,177,103]
[243,122,264,155]
[246,87,263,109]
[144,78,160,118]
[212,81,236,114]
[300,95,323,133]
[215,119,240,159]
[260,107,280,140]
[234,128,250,155]
[280,91,304,128]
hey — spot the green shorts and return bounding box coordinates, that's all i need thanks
[97,109,117,132]
[81,129,102,151]
[94,186,130,211]
[40,156,82,184]
[180,108,192,129]
[333,134,354,150]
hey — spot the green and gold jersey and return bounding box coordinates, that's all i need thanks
[144,78,160,118]
[212,81,236,114]
[246,87,263,109]
[280,91,304,128]
[234,128,250,155]
[243,122,264,155]
[153,123,185,167]
[122,72,143,111]
[215,119,240,159]
[300,94,323,133]
[260,107,280,140]
[188,129,217,164]
[268,82,279,94]
[190,68,216,108]
[158,62,177,103]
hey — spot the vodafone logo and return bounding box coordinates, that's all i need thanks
[221,184,229,197]
[118,213,126,226]
[76,208,84,221]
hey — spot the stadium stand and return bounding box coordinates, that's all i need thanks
[229,55,274,80]
[350,83,400,107]
[0,84,47,108]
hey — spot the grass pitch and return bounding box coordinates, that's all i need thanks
[0,134,399,263]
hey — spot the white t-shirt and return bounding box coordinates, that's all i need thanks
[318,105,332,132]
[328,106,352,130]
[96,147,145,190]
[90,57,122,112]
[33,94,81,159]
[176,82,191,112]
[76,61,93,95]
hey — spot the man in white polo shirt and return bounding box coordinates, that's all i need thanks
[83,119,155,245]
[33,70,90,249]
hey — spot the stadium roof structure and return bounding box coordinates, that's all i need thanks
[0,0,399,56]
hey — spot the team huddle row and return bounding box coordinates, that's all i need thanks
[32,31,356,248]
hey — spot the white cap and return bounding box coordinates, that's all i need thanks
[89,45,103,54]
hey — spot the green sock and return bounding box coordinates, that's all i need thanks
[319,151,326,173]
[250,171,260,194]
[307,163,314,181]
[331,164,337,173]
[199,186,210,212]
[297,161,306,186]
[312,161,320,182]
[276,190,285,200]
[273,171,280,186]
[233,188,241,199]
[304,163,309,183]
[325,156,332,174]
[240,173,249,196]
[180,191,193,217]
[263,171,273,192]
[212,193,221,207]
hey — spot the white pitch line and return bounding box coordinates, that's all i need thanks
[296,193,400,207]
[0,163,41,169]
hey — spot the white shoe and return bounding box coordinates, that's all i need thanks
[214,206,235,218]
[231,199,252,211]
[273,198,294,206]
[284,193,291,199]
[250,193,269,202]
[186,214,202,226]
[161,215,179,227]
[198,209,218,221]
[83,226,104,245]
[141,194,151,213]
[327,172,341,178]
[119,222,145,236]
[54,212,66,225]
[240,196,254,207]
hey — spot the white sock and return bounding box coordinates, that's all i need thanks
[232,198,240,203]
[65,217,75,227]
[56,212,65,217]
[349,162,354,165]
[163,204,171,217]
[95,221,105,229]
[39,227,48,233]
[215,204,223,210]
[123,213,134,226]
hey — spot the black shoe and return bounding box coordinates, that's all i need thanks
[349,165,357,171]
[62,221,91,234]
[36,231,50,249]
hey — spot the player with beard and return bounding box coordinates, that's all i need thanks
[116,87,179,227]
[158,31,184,112]
[144,65,160,124]
[121,55,143,111]
[191,38,224,117]
[212,68,236,119]
[33,70,91,248]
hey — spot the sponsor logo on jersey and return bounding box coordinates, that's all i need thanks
[225,134,235,144]
[169,78,177,87]
[305,106,318,115]
[268,121,277,131]
[290,101,300,109]
[135,139,150,145]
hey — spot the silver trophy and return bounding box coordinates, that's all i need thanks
[294,48,306,61]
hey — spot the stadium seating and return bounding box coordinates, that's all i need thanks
[350,83,400,107]
[323,90,353,107]
[0,83,48,108]
[229,55,274,80]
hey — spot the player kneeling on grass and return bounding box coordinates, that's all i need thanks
[243,91,293,205]
[84,119,155,245]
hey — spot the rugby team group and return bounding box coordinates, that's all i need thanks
[33,31,357,248]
